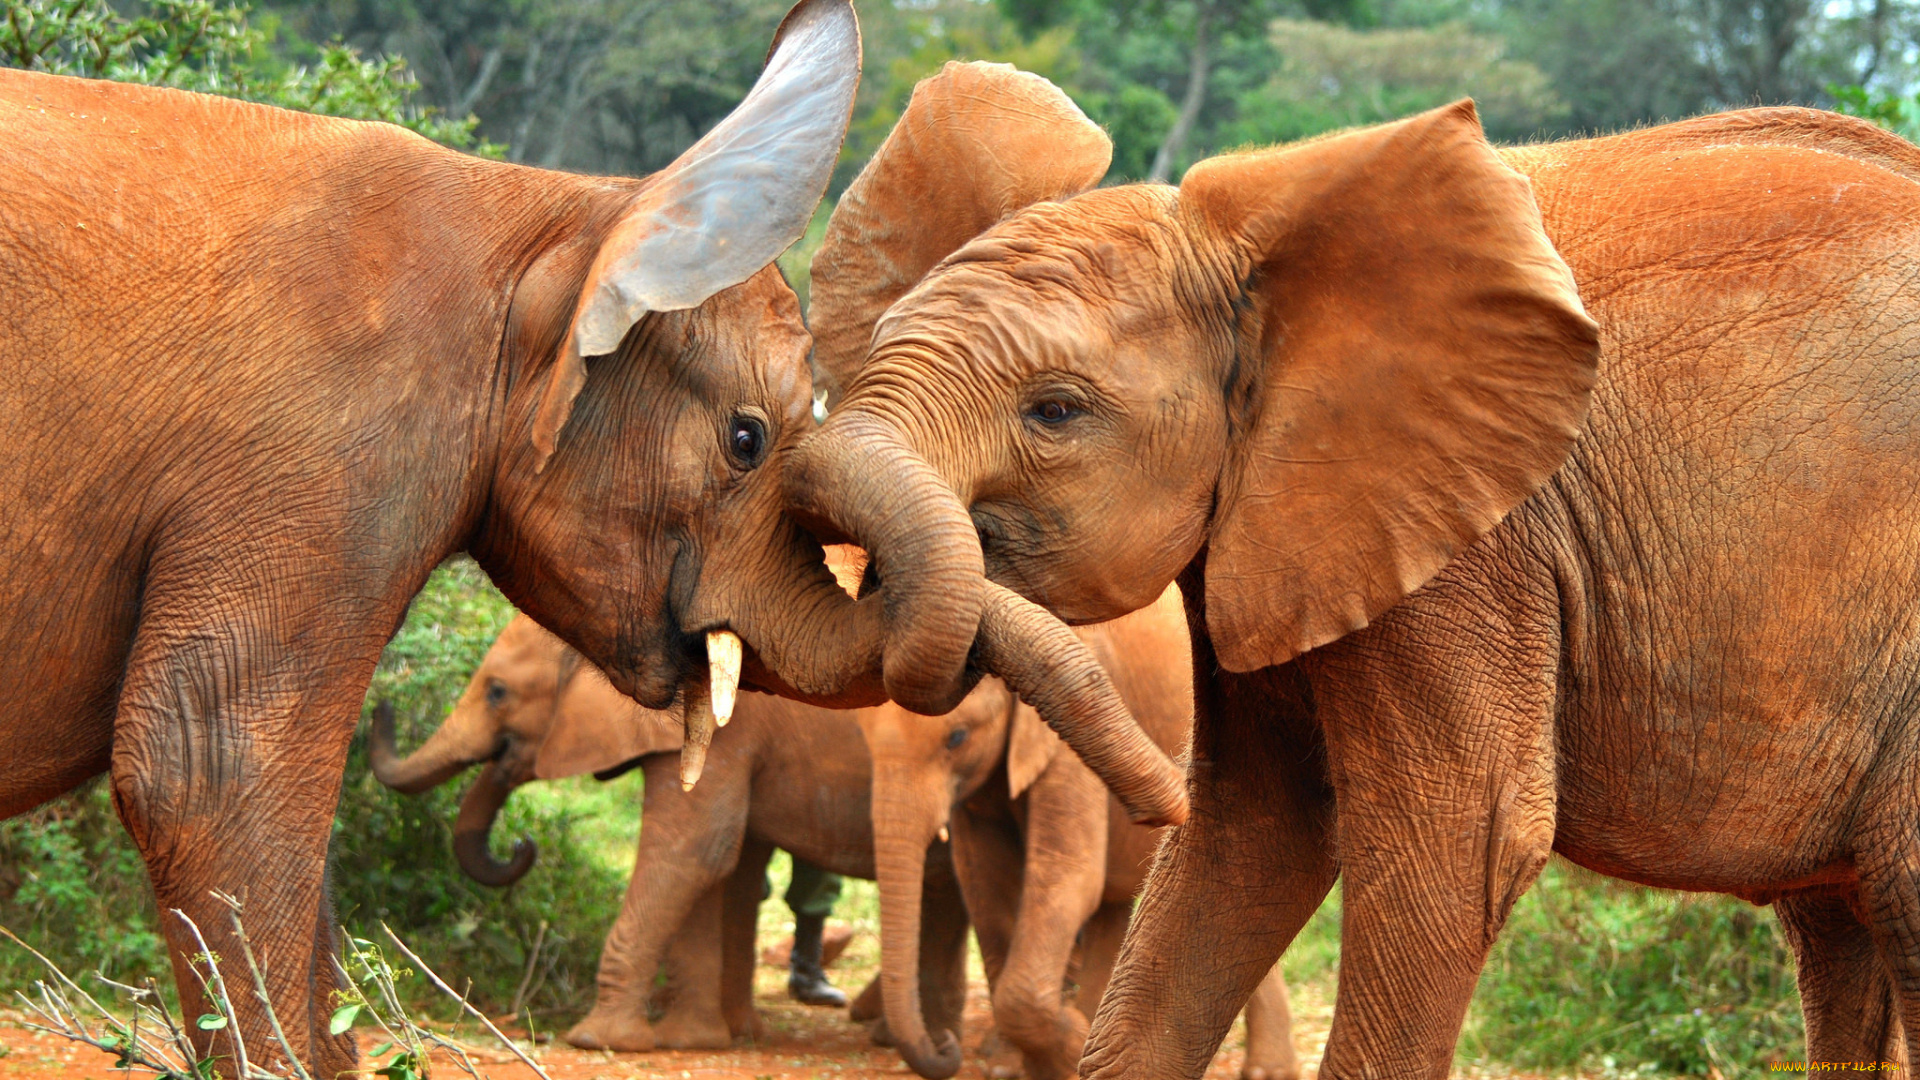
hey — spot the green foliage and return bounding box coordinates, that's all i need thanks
[1831,82,1920,141]
[1461,861,1801,1075]
[331,557,637,1018]
[1219,18,1563,146]
[0,783,169,991]
[0,0,500,152]
[1281,862,1802,1074]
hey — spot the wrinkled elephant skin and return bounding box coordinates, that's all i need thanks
[797,61,1920,1077]
[0,2,862,1072]
[857,587,1296,1080]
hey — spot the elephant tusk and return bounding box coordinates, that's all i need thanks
[707,629,743,727]
[681,675,716,791]
[937,825,949,843]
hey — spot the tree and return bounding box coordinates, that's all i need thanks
[1,0,493,150]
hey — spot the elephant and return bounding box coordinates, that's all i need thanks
[857,583,1297,1080]
[783,58,1920,1076]
[0,2,1155,1069]
[369,609,971,1055]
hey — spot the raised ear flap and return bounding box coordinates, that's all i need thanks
[531,0,862,466]
[1187,100,1600,673]
[808,60,1111,408]
[1006,698,1064,801]
[533,654,685,779]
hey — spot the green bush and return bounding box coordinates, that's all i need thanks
[0,0,499,153]
[1464,861,1801,1075]
[333,557,636,1021]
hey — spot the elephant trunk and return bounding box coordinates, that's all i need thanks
[369,700,500,795]
[870,779,962,1079]
[451,758,538,887]
[976,585,1189,827]
[780,412,1189,828]
[785,411,984,716]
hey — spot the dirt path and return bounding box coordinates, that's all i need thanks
[0,961,1338,1080]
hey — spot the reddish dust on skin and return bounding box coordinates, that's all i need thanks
[0,961,1355,1080]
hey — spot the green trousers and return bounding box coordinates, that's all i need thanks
[765,854,842,918]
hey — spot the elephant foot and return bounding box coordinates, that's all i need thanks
[868,1015,895,1047]
[565,1006,657,1053]
[652,1009,733,1050]
[730,1008,774,1045]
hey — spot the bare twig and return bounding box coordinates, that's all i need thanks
[212,891,314,1080]
[508,920,547,1018]
[380,923,553,1080]
[170,908,251,1080]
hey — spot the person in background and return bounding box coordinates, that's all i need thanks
[777,855,847,1006]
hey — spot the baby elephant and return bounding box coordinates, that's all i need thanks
[853,584,1298,1080]
[370,613,970,1051]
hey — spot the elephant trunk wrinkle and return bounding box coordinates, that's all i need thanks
[368,700,499,795]
[452,759,538,887]
[870,784,961,1080]
[786,412,985,715]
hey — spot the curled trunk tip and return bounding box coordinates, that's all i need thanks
[453,760,538,887]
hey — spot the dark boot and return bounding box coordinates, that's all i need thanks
[788,912,848,1007]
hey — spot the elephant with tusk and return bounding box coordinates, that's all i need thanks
[371,607,974,1054]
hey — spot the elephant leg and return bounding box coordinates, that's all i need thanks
[1776,889,1903,1062]
[950,802,1027,1078]
[109,589,375,1080]
[920,847,974,1042]
[991,755,1109,1080]
[1309,576,1559,1079]
[1082,620,1339,1080]
[851,975,886,1024]
[567,753,750,1052]
[654,881,732,1049]
[722,840,776,1043]
[951,802,1023,991]
[1071,902,1129,1021]
[1240,963,1299,1080]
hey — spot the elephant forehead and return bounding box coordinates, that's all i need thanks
[871,195,1195,385]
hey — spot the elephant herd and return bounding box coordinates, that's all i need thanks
[7,0,1920,1072]
[372,561,1295,1079]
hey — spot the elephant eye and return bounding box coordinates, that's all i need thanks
[485,680,509,708]
[727,415,767,469]
[1027,399,1080,425]
[945,727,969,750]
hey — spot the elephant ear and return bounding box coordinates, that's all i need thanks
[532,0,861,466]
[1006,699,1065,801]
[808,60,1111,408]
[534,655,684,779]
[1186,100,1600,673]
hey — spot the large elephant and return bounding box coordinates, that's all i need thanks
[858,585,1296,1080]
[0,4,939,1070]
[371,609,972,1055]
[787,59,1920,1075]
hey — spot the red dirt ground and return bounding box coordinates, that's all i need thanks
[0,961,1339,1080]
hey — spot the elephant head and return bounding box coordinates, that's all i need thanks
[371,614,682,885]
[469,11,1183,828]
[795,62,1601,680]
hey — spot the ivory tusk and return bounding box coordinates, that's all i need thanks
[937,825,949,843]
[707,629,743,727]
[681,675,715,791]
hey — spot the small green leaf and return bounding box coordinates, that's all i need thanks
[328,1002,362,1035]
[195,1013,228,1031]
[369,1041,394,1057]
